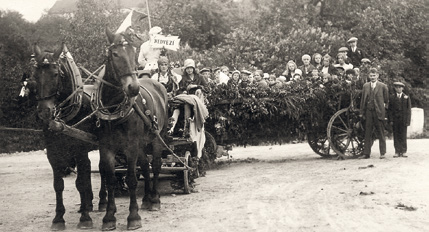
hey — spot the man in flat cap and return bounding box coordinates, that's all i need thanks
[199,67,212,83]
[347,37,365,67]
[388,81,411,158]
[359,68,389,159]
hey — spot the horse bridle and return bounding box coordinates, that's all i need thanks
[106,40,138,81]
[34,58,62,101]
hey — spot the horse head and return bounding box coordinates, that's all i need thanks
[33,44,63,123]
[105,28,140,98]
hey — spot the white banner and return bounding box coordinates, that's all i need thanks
[150,34,181,51]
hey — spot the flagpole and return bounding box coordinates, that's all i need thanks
[145,0,151,28]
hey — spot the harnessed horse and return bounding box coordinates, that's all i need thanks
[33,43,98,230]
[93,29,168,230]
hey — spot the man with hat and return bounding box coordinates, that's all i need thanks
[239,69,252,88]
[199,67,212,83]
[347,37,365,67]
[138,26,164,70]
[359,68,389,159]
[388,81,411,158]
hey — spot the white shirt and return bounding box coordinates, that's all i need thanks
[397,93,402,98]
[138,40,162,69]
[321,66,329,74]
[371,81,377,89]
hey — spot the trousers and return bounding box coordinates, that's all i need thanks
[363,109,386,156]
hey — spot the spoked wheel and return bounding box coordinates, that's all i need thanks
[327,108,366,159]
[307,130,336,157]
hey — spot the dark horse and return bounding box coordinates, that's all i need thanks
[33,44,98,230]
[94,29,168,230]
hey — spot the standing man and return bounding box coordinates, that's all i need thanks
[388,81,411,158]
[347,37,365,67]
[138,26,164,70]
[359,68,389,159]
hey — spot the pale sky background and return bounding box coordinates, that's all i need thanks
[0,0,57,22]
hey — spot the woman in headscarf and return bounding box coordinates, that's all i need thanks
[151,56,181,97]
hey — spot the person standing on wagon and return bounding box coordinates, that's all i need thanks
[359,68,389,159]
[138,26,164,70]
[388,81,411,158]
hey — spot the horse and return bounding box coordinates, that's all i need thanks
[33,43,99,230]
[92,29,168,230]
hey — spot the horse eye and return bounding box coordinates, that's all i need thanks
[112,52,119,57]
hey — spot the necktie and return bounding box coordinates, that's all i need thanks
[398,94,401,98]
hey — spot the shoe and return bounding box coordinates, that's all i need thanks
[380,154,386,159]
[393,153,400,158]
[400,153,408,158]
[358,155,370,159]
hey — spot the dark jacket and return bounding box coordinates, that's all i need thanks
[347,48,365,67]
[388,93,412,126]
[179,73,208,95]
[360,81,389,120]
[298,64,316,78]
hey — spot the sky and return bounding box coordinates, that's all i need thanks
[0,0,57,22]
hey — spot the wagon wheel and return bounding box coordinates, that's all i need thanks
[307,129,336,157]
[327,108,366,159]
[183,151,192,194]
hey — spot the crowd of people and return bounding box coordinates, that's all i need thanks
[137,35,411,159]
[139,37,372,98]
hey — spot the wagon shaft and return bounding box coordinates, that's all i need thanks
[48,120,98,145]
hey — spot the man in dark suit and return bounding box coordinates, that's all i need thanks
[347,37,365,67]
[359,68,389,159]
[388,81,411,158]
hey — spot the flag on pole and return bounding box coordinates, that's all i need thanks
[116,9,147,34]
[116,10,147,47]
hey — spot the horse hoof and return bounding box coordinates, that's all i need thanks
[141,201,151,210]
[101,221,116,231]
[77,220,93,229]
[51,222,66,231]
[127,220,142,230]
[149,203,160,211]
[98,204,107,212]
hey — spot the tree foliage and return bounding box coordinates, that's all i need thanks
[0,0,427,152]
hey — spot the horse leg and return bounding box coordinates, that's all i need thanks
[125,153,142,230]
[50,168,66,231]
[75,154,93,229]
[139,154,152,210]
[98,161,108,212]
[99,147,117,231]
[149,139,163,211]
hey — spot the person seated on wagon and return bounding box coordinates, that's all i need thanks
[238,69,252,88]
[253,70,269,89]
[199,67,212,84]
[229,70,241,86]
[151,56,182,98]
[168,59,208,139]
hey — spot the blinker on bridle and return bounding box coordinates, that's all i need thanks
[107,40,138,79]
[35,58,61,101]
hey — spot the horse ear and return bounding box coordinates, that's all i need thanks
[62,42,69,54]
[106,27,115,44]
[53,44,63,60]
[33,44,42,58]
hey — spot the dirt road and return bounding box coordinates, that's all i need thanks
[0,139,428,232]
